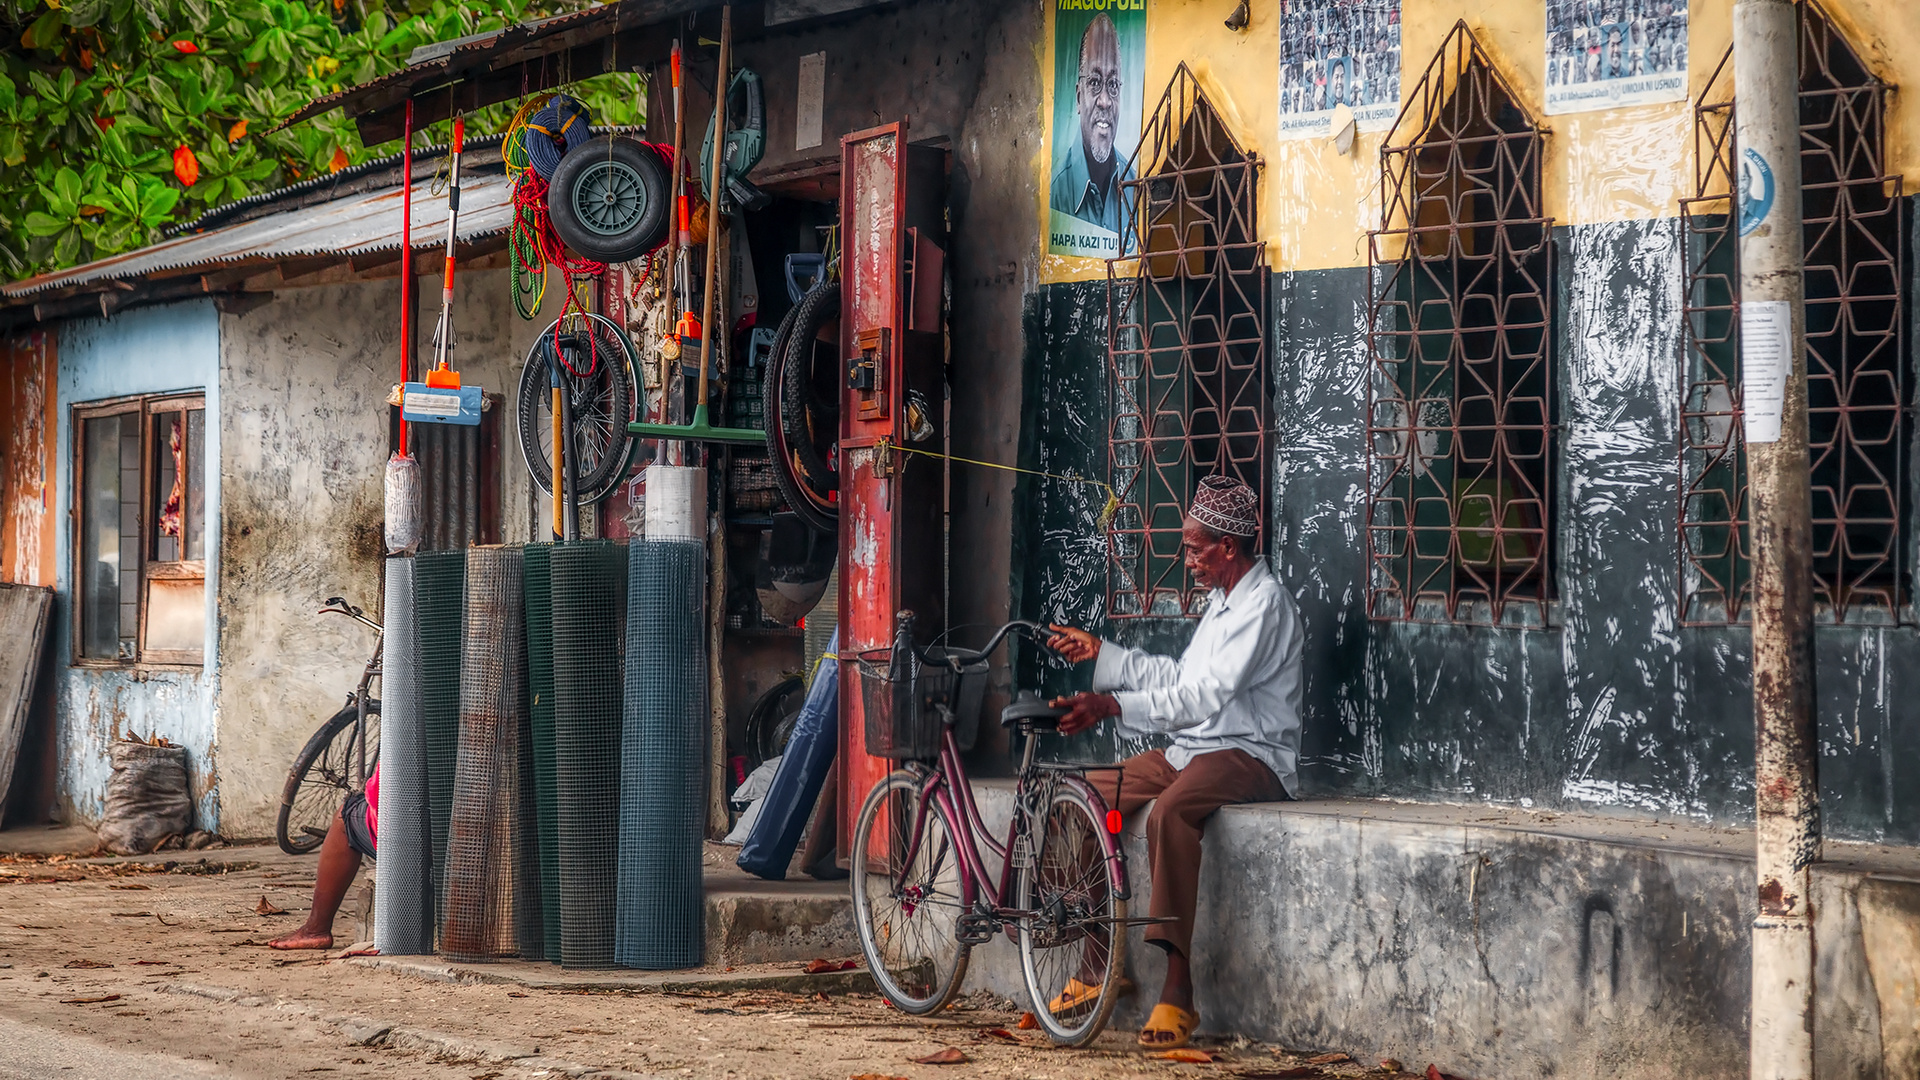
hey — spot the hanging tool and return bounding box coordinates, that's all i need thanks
[629,5,766,446]
[385,98,423,556]
[403,116,483,427]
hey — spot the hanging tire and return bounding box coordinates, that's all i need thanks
[546,136,672,262]
[763,281,840,534]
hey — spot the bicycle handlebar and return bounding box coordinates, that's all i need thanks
[319,596,383,634]
[925,619,1056,668]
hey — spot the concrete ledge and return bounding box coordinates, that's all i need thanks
[350,955,876,996]
[957,782,1920,1080]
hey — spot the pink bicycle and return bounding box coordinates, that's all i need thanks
[850,616,1134,1047]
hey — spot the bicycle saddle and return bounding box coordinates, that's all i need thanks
[1000,690,1068,728]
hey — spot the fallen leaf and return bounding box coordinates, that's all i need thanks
[63,959,114,969]
[980,1028,1019,1042]
[1380,1060,1404,1073]
[255,895,287,916]
[132,961,170,966]
[1016,1011,1039,1030]
[507,992,528,998]
[1155,1048,1213,1063]
[909,1047,969,1065]
[1309,1053,1351,1065]
[15,925,52,930]
[59,994,121,1005]
[814,991,831,1003]
[1424,1067,1466,1080]
[108,883,151,890]
[110,912,155,918]
[804,958,858,974]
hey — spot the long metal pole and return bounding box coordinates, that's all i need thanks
[399,99,414,457]
[1734,3,1819,1078]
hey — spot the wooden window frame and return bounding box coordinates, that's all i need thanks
[70,391,208,669]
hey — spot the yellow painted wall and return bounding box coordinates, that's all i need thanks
[1035,0,1920,282]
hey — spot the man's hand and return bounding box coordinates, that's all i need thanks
[1046,624,1101,663]
[1050,691,1120,735]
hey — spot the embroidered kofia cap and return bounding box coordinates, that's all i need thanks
[1189,474,1259,537]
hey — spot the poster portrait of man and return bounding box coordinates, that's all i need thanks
[1047,1,1145,260]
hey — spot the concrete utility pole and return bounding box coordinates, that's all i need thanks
[1733,2,1820,1079]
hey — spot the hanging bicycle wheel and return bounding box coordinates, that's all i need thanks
[763,281,840,534]
[516,312,641,505]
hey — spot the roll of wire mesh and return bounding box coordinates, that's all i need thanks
[618,539,708,970]
[413,549,467,943]
[374,556,434,954]
[441,546,540,961]
[522,542,562,962]
[551,540,628,969]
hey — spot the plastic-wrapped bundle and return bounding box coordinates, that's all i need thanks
[523,542,562,962]
[440,546,539,961]
[551,540,627,969]
[384,453,421,555]
[413,549,466,941]
[374,556,434,954]
[617,539,707,969]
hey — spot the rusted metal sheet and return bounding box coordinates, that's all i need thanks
[1,174,516,305]
[1680,0,1905,627]
[1365,22,1556,627]
[837,121,946,854]
[1106,64,1267,619]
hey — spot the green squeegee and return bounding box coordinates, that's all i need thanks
[629,4,765,447]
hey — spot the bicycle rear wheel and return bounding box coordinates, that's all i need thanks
[276,702,381,855]
[1015,781,1127,1047]
[850,770,971,1014]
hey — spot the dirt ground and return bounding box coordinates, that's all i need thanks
[0,842,1411,1080]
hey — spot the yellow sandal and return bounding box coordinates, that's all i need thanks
[1046,975,1136,1017]
[1138,1003,1199,1049]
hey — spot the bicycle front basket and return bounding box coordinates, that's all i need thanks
[854,646,985,760]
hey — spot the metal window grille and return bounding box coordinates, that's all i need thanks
[1679,0,1907,625]
[1366,23,1556,626]
[1106,64,1268,619]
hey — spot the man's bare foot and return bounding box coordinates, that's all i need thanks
[266,928,333,950]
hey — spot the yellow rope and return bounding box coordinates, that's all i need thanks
[880,439,1120,529]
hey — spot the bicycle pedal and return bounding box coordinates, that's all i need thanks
[955,912,998,945]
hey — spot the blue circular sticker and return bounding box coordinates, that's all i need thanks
[1739,147,1775,236]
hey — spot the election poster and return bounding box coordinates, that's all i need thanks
[1545,0,1690,114]
[1048,0,1146,260]
[1277,0,1402,141]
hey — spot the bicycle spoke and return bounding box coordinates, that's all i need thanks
[1018,786,1126,1047]
[853,775,970,1014]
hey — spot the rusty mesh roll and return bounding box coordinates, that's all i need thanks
[439,545,542,961]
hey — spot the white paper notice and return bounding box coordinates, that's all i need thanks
[796,52,826,151]
[1741,300,1792,444]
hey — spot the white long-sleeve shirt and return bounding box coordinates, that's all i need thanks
[1091,560,1304,796]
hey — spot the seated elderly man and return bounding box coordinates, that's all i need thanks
[1046,474,1302,1050]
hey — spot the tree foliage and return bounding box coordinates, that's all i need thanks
[1,0,644,279]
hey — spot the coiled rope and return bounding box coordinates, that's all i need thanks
[525,94,593,180]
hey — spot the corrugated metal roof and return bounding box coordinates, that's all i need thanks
[2,173,517,303]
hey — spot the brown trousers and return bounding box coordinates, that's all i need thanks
[1086,748,1285,959]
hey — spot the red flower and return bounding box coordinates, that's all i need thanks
[94,116,115,131]
[173,144,199,187]
[171,40,197,54]
[328,146,349,173]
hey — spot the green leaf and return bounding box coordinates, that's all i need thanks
[52,167,83,208]
[24,212,70,238]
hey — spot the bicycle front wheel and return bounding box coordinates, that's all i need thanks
[850,770,971,1014]
[1015,781,1127,1047]
[276,702,381,855]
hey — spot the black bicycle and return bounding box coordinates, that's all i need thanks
[275,597,382,855]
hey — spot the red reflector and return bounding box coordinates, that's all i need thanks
[1106,810,1122,835]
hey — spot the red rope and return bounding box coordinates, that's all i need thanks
[511,172,607,377]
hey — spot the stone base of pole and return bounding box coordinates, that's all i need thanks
[1751,914,1815,1080]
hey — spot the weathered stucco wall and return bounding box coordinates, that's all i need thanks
[960,783,1920,1080]
[216,266,542,838]
[52,300,222,827]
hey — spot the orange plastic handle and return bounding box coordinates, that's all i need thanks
[671,43,682,88]
[451,116,464,154]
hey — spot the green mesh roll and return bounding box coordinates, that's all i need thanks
[414,548,466,941]
[523,542,562,962]
[551,540,628,969]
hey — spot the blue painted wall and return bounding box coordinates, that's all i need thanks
[52,300,222,828]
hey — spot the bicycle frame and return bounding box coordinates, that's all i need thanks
[891,722,1129,932]
[321,598,383,790]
